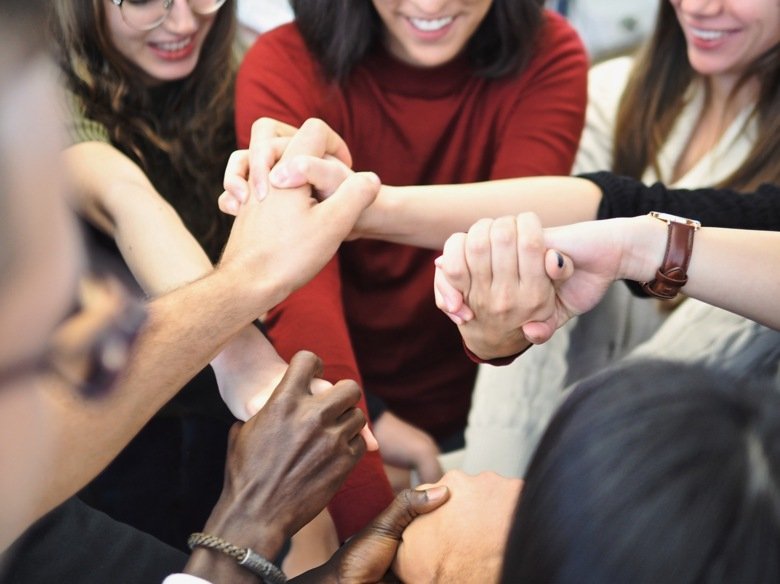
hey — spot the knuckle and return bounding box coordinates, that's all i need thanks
[516,229,544,254]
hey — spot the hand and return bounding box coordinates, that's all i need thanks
[373,411,444,487]
[434,213,573,360]
[394,471,523,583]
[293,486,451,583]
[199,351,369,560]
[219,117,352,213]
[218,119,381,309]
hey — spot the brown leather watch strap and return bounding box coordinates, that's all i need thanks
[641,214,698,300]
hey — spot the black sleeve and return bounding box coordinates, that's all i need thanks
[579,172,780,297]
[365,390,388,422]
[1,497,188,584]
[582,171,780,230]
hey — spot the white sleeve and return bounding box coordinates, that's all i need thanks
[162,575,213,584]
[572,56,634,175]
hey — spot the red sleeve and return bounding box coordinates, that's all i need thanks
[491,11,588,179]
[237,27,393,540]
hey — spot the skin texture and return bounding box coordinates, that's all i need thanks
[393,470,523,583]
[104,0,216,84]
[434,212,780,360]
[670,0,780,82]
[371,0,494,68]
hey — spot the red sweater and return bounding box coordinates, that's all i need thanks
[236,11,586,534]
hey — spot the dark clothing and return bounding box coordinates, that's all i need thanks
[1,498,187,584]
[587,172,780,229]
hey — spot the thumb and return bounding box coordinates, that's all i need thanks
[369,486,450,540]
[544,249,574,283]
[314,171,380,240]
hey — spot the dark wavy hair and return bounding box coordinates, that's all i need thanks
[613,0,780,191]
[49,0,237,261]
[501,360,780,583]
[290,0,546,83]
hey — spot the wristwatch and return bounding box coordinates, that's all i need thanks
[641,211,701,300]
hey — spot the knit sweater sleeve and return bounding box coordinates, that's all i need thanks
[584,172,780,229]
[235,25,394,541]
[583,171,780,296]
[490,11,588,179]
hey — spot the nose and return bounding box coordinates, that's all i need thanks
[676,0,723,17]
[412,0,450,16]
[163,0,199,35]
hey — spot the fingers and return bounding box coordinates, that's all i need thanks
[278,118,352,168]
[515,212,547,283]
[249,117,298,199]
[221,149,250,213]
[269,155,353,198]
[433,264,471,325]
[439,232,471,306]
[488,216,520,293]
[544,248,574,283]
[313,171,381,242]
[272,350,323,400]
[370,486,450,539]
[464,218,494,288]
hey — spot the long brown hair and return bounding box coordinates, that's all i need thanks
[50,0,237,261]
[613,1,780,191]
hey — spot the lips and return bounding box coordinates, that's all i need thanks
[689,27,734,41]
[148,35,196,60]
[408,16,454,32]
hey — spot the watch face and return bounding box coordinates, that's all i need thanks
[649,211,701,230]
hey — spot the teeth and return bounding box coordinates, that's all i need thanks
[690,27,728,41]
[409,16,453,32]
[156,37,191,51]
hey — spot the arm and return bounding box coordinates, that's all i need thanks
[64,141,286,420]
[435,213,780,363]
[34,142,382,525]
[236,29,395,539]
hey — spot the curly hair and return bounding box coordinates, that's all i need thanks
[290,0,546,83]
[50,0,237,261]
[613,1,780,191]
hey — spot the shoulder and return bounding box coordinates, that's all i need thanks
[62,89,110,146]
[242,22,311,66]
[536,10,588,59]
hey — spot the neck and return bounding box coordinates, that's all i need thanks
[705,73,759,119]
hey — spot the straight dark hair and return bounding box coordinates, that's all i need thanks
[501,360,780,583]
[613,1,780,191]
[290,0,546,83]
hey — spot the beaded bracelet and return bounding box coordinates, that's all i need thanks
[188,532,287,584]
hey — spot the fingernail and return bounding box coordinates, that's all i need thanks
[420,485,448,502]
[556,251,564,269]
[269,165,289,186]
[366,172,380,185]
[226,200,238,215]
[434,256,443,268]
[447,313,463,326]
[255,177,268,201]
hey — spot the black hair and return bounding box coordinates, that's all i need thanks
[290,0,546,83]
[501,360,780,583]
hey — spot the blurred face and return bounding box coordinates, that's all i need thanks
[670,0,780,80]
[0,57,82,550]
[372,0,494,67]
[104,0,219,84]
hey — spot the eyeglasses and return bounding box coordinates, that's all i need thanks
[110,0,227,32]
[0,277,147,399]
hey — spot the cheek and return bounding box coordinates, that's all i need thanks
[0,386,51,548]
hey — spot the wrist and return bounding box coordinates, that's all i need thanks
[618,216,668,284]
[361,184,398,240]
[214,257,288,317]
[202,490,287,562]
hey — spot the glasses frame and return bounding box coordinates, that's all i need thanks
[110,0,227,32]
[0,276,147,399]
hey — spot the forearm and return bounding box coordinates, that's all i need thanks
[618,217,780,330]
[34,266,280,522]
[365,177,602,249]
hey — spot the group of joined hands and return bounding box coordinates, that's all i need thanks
[195,116,648,582]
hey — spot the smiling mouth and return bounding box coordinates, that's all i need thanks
[151,36,194,52]
[689,27,734,41]
[408,16,454,32]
